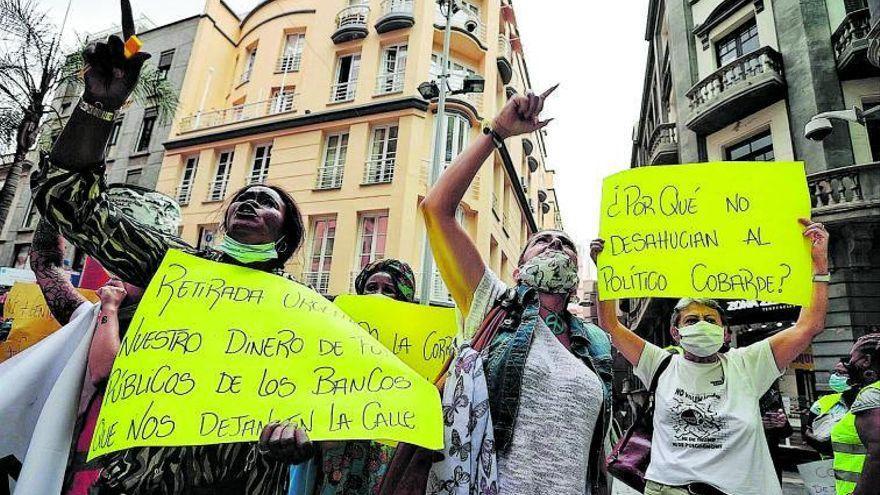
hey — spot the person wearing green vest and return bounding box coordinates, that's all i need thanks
[806,360,856,456]
[830,333,880,495]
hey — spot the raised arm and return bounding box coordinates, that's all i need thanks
[420,88,555,314]
[768,219,829,370]
[33,28,188,287]
[29,219,88,325]
[88,281,126,384]
[591,239,646,366]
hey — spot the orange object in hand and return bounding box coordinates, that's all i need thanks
[123,35,142,59]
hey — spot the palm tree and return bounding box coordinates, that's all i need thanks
[0,0,178,235]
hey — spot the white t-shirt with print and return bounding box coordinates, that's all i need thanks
[634,340,784,495]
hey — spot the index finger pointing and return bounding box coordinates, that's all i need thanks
[121,0,136,40]
[540,83,560,99]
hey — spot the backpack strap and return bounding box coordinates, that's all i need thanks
[649,354,674,394]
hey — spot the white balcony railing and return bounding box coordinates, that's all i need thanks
[315,165,345,189]
[375,71,405,95]
[336,5,370,30]
[381,0,413,16]
[498,34,512,60]
[363,157,396,184]
[179,94,298,133]
[330,81,358,103]
[303,271,331,295]
[436,8,487,44]
[276,54,302,73]
[176,184,193,205]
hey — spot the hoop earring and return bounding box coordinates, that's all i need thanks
[276,239,288,254]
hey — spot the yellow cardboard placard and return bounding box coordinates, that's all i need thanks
[334,295,458,381]
[88,250,443,460]
[0,283,98,362]
[598,162,813,306]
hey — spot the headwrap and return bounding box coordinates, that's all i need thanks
[354,259,416,302]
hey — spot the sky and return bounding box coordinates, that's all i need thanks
[38,0,650,276]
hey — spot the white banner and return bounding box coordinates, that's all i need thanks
[797,459,835,495]
[0,302,98,494]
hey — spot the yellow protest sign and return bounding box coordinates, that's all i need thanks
[88,250,443,460]
[598,162,812,305]
[0,283,98,362]
[334,295,458,380]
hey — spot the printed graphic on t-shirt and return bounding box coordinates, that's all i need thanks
[669,388,729,449]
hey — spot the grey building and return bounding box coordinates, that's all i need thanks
[0,15,201,269]
[625,0,880,440]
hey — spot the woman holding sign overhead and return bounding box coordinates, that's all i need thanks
[29,11,305,494]
[416,87,614,495]
[590,221,829,495]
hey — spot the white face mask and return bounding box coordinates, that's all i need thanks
[517,250,579,294]
[677,321,725,358]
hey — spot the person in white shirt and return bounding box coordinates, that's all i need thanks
[589,218,830,495]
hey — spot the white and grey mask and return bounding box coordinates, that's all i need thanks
[517,250,579,294]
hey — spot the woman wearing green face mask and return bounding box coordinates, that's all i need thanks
[590,218,830,495]
[805,360,857,456]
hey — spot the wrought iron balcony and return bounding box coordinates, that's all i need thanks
[647,123,679,165]
[685,46,786,134]
[363,157,396,184]
[376,0,414,34]
[497,35,513,85]
[178,94,297,133]
[303,272,331,295]
[375,70,405,95]
[330,81,358,103]
[832,8,877,78]
[808,161,880,222]
[332,5,370,44]
[315,165,345,190]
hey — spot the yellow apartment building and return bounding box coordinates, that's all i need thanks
[155,0,563,303]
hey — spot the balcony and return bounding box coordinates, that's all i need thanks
[332,5,370,44]
[375,71,405,95]
[434,8,487,58]
[502,212,511,237]
[176,184,193,206]
[497,35,513,85]
[363,157,395,184]
[178,94,297,133]
[315,165,344,190]
[330,81,358,103]
[832,8,878,78]
[275,54,302,73]
[303,272,331,295]
[446,91,483,118]
[375,0,414,34]
[807,161,880,223]
[647,123,679,165]
[685,46,786,135]
[491,192,500,219]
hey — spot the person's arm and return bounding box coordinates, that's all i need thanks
[768,219,830,370]
[29,219,88,325]
[420,87,555,315]
[88,281,126,384]
[590,239,646,366]
[854,409,880,495]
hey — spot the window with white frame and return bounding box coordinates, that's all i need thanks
[270,87,296,114]
[177,156,199,205]
[317,132,349,189]
[365,124,398,184]
[376,44,407,94]
[248,145,272,185]
[241,45,258,83]
[442,113,470,166]
[331,54,361,102]
[278,33,304,73]
[357,211,388,269]
[209,150,234,201]
[430,53,477,92]
[307,217,336,294]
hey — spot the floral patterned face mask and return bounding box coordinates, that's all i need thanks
[517,250,579,294]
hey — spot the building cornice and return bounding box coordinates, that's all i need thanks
[164,97,430,150]
[693,0,764,49]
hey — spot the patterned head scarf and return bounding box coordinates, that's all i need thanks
[354,259,416,303]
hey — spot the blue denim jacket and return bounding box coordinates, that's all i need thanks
[482,285,613,493]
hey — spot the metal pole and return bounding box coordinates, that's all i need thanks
[418,0,454,305]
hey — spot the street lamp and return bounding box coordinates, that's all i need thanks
[804,106,880,141]
[416,0,484,305]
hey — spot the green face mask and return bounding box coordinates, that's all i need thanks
[217,235,278,264]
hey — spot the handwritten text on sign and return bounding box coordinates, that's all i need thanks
[334,295,458,380]
[598,162,812,305]
[88,251,443,460]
